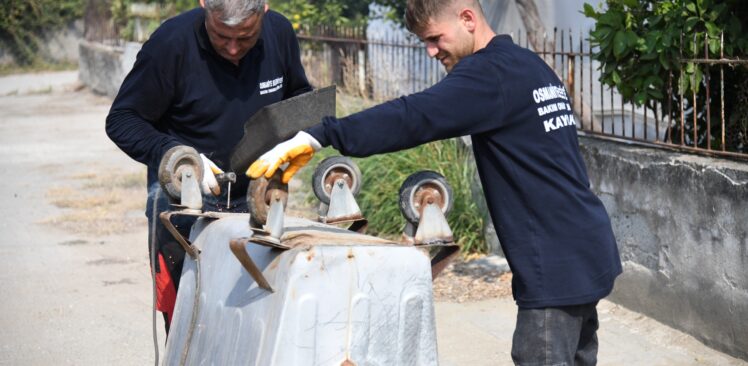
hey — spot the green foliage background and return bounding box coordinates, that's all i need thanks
[0,0,84,65]
[112,0,197,42]
[584,0,748,151]
[269,0,371,28]
[269,0,407,29]
[584,0,748,105]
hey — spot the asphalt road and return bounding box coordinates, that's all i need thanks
[0,71,745,366]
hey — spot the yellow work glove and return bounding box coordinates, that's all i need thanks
[247,131,322,183]
[199,153,224,196]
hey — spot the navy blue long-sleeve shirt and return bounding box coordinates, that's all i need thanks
[307,35,622,308]
[106,8,311,197]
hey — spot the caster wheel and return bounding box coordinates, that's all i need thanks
[312,156,362,205]
[398,170,453,225]
[158,145,204,202]
[247,171,288,227]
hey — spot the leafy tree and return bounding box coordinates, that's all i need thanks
[0,0,84,65]
[269,0,371,29]
[584,0,748,151]
[111,0,197,41]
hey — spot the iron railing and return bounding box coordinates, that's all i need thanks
[297,26,747,160]
[297,25,445,100]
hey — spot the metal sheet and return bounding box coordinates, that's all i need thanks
[229,86,336,173]
[163,215,438,366]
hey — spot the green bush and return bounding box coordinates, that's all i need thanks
[584,0,747,105]
[112,0,197,42]
[584,0,748,151]
[269,0,369,29]
[0,0,84,65]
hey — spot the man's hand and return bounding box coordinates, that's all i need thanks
[246,131,321,183]
[200,153,223,196]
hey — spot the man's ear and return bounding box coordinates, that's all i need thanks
[199,0,206,8]
[264,3,269,13]
[459,8,477,32]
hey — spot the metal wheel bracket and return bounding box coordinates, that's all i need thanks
[248,198,286,249]
[229,238,274,292]
[321,178,364,226]
[264,199,285,239]
[411,193,458,279]
[179,167,203,211]
[157,210,234,261]
[248,172,288,228]
[397,170,459,279]
[414,202,454,246]
[158,211,200,260]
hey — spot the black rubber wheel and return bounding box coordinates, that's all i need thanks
[158,145,204,202]
[398,170,453,225]
[247,171,288,227]
[312,156,362,205]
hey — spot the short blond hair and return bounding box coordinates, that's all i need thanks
[405,0,483,33]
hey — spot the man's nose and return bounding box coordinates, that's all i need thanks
[227,40,239,55]
[426,43,439,58]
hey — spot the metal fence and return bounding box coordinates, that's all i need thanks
[297,26,445,100]
[298,26,747,160]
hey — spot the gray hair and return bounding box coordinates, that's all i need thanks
[203,0,266,26]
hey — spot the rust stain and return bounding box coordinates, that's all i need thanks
[269,257,280,270]
[306,249,315,261]
[325,212,364,224]
[340,360,356,366]
[347,248,355,259]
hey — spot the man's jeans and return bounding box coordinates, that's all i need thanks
[511,302,599,366]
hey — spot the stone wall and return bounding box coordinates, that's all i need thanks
[579,135,748,360]
[0,20,84,65]
[78,41,140,97]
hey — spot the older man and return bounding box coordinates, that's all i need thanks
[248,0,621,364]
[106,0,311,332]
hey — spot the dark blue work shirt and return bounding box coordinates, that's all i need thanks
[106,8,312,198]
[307,35,622,308]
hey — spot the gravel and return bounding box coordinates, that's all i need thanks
[433,255,513,303]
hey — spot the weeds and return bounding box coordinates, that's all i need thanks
[0,61,77,77]
[43,168,147,236]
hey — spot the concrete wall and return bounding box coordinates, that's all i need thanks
[78,41,140,97]
[578,135,748,360]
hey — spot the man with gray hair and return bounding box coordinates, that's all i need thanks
[249,0,621,364]
[106,0,311,333]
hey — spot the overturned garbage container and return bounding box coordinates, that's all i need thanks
[158,153,458,366]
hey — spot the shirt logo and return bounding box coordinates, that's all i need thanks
[532,84,576,132]
[259,76,283,95]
